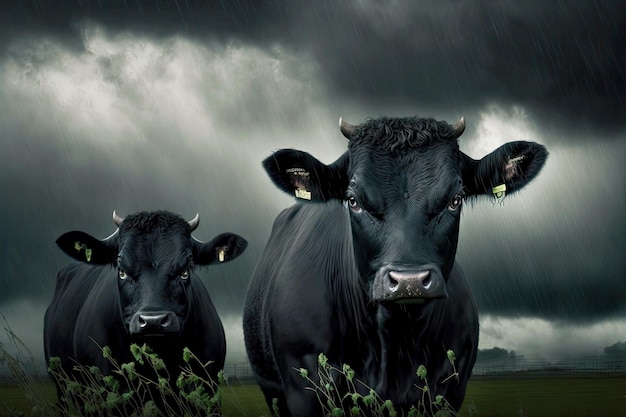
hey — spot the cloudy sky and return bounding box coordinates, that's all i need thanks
[0,0,624,371]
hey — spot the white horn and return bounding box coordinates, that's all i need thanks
[112,210,124,227]
[339,117,356,139]
[188,213,200,231]
[450,117,465,139]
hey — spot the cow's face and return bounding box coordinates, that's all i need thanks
[56,211,248,336]
[345,133,463,302]
[263,116,547,304]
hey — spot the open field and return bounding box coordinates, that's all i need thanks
[1,377,625,417]
[461,377,625,417]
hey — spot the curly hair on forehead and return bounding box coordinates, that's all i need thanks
[349,116,459,153]
[119,210,190,234]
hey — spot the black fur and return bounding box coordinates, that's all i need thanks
[245,116,548,417]
[45,210,247,415]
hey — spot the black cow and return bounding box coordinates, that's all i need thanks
[44,210,247,414]
[243,116,547,416]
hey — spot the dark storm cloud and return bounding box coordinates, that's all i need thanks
[477,347,520,362]
[1,0,624,134]
[602,341,626,357]
[457,136,626,323]
[0,37,336,316]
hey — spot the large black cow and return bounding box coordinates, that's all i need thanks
[44,210,247,414]
[243,116,547,416]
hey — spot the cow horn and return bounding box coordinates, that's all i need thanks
[339,117,356,139]
[188,213,200,231]
[102,228,119,242]
[113,210,124,227]
[450,117,465,139]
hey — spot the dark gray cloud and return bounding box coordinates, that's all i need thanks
[457,135,626,323]
[477,347,521,362]
[0,36,342,317]
[602,341,626,357]
[1,0,624,134]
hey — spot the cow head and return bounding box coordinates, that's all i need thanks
[263,116,547,304]
[56,210,247,336]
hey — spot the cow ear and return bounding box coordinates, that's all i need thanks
[193,233,248,266]
[262,149,349,202]
[56,231,117,265]
[462,141,548,200]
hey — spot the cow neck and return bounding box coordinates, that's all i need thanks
[319,202,377,362]
[373,303,435,399]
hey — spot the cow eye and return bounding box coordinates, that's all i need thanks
[448,194,463,211]
[118,269,128,280]
[180,270,190,280]
[347,197,362,212]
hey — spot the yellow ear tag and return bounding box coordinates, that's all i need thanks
[492,183,507,205]
[73,241,92,261]
[295,189,312,200]
[218,249,225,263]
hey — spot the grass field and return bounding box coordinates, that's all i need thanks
[1,377,624,417]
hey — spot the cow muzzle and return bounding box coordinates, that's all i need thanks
[129,311,180,336]
[373,265,448,303]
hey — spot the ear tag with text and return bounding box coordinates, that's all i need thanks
[218,249,225,263]
[287,167,312,200]
[492,183,507,206]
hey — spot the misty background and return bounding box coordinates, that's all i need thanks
[0,1,624,371]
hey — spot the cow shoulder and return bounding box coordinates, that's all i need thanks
[45,265,116,367]
[72,269,126,366]
[48,264,105,312]
[256,202,360,354]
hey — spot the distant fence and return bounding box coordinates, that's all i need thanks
[223,361,257,384]
[471,357,626,379]
[2,357,624,384]
[222,357,626,384]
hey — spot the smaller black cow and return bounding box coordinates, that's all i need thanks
[44,210,247,415]
[244,115,547,417]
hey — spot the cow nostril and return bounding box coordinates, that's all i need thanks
[388,275,399,292]
[422,273,432,289]
[161,315,170,328]
[138,316,147,328]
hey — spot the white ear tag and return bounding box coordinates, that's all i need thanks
[218,249,225,263]
[492,183,507,206]
[295,189,312,200]
[287,167,312,200]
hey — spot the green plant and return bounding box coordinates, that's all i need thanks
[296,352,461,417]
[46,343,224,417]
[0,302,237,417]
